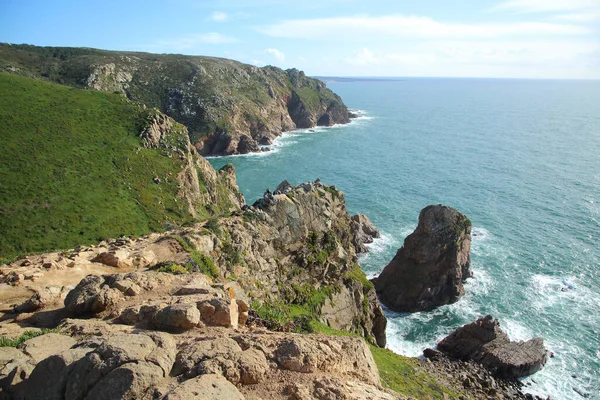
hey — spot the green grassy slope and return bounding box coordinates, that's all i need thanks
[0,73,223,261]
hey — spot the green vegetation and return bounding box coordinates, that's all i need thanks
[252,281,340,332]
[0,73,235,260]
[189,250,219,278]
[345,264,374,291]
[0,328,62,347]
[203,217,221,236]
[370,345,461,399]
[305,230,337,267]
[157,264,191,275]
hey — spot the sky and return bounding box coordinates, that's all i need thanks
[1,0,599,79]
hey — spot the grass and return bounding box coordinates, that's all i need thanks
[0,328,62,347]
[345,263,374,291]
[370,345,462,399]
[157,264,190,275]
[189,250,219,278]
[0,73,235,261]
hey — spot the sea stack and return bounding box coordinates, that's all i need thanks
[373,204,472,312]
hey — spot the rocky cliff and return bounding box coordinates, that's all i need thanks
[0,43,350,156]
[374,204,472,312]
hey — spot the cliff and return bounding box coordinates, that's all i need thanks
[0,43,350,156]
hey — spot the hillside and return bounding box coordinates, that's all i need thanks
[0,73,242,261]
[0,43,350,155]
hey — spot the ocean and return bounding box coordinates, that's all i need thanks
[209,78,600,399]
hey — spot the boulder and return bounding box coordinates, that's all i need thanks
[64,275,123,316]
[374,204,471,312]
[59,333,176,400]
[198,298,238,328]
[163,374,245,400]
[152,304,200,330]
[436,315,548,379]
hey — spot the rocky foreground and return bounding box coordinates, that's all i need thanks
[0,199,550,399]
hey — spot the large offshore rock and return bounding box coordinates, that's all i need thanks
[436,315,548,379]
[374,204,472,312]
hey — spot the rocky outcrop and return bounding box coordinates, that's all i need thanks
[240,181,386,346]
[0,44,352,156]
[435,315,548,379]
[140,109,245,217]
[350,214,381,253]
[374,204,472,312]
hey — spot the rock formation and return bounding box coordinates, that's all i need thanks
[433,315,548,379]
[350,214,381,253]
[374,204,472,312]
[0,43,353,156]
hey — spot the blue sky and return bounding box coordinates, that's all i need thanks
[1,0,599,78]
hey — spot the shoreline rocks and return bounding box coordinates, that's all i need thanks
[373,204,472,312]
[434,315,548,379]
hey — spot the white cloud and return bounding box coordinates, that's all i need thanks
[210,11,228,22]
[492,0,599,13]
[341,40,600,78]
[154,33,237,51]
[553,12,600,22]
[265,48,285,62]
[258,15,590,40]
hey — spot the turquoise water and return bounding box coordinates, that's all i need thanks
[209,78,600,399]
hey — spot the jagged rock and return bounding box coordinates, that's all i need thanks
[18,333,76,363]
[152,304,200,330]
[272,335,380,385]
[350,214,380,253]
[163,374,245,400]
[236,135,259,154]
[436,315,548,379]
[64,275,123,316]
[374,204,472,312]
[274,180,292,194]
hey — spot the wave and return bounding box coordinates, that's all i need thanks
[471,226,491,242]
[364,232,397,254]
